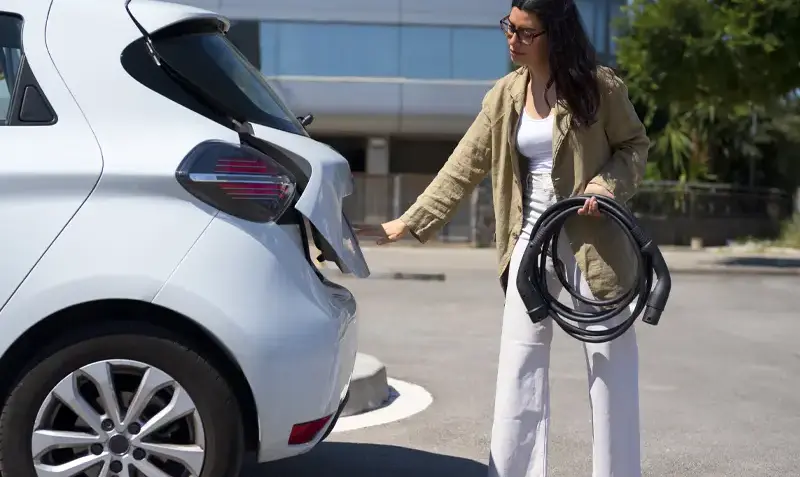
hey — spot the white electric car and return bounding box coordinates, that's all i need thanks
[0,0,370,476]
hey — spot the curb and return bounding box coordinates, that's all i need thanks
[368,271,447,281]
[325,266,799,279]
[668,267,800,276]
[320,268,447,281]
[342,353,390,417]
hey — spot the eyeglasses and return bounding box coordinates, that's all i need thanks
[500,16,546,45]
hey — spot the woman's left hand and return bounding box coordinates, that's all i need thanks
[578,184,614,217]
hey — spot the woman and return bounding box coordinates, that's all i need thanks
[359,1,649,476]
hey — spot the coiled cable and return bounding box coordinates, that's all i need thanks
[516,194,672,343]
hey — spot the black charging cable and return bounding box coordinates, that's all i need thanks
[515,194,672,343]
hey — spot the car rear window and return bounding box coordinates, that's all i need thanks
[147,20,305,135]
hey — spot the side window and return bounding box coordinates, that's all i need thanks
[0,14,23,124]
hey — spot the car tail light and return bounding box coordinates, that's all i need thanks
[176,140,296,223]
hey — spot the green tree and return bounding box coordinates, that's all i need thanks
[614,0,800,185]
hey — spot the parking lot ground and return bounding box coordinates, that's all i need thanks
[252,258,800,477]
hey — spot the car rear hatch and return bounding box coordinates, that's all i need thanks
[124,1,369,278]
[243,126,370,278]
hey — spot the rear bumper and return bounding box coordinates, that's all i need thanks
[152,214,359,462]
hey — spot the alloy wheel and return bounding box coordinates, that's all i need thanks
[31,359,205,477]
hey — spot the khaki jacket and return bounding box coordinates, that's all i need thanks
[399,66,650,300]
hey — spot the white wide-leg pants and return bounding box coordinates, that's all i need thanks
[488,173,641,477]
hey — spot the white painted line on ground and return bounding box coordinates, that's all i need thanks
[331,378,433,433]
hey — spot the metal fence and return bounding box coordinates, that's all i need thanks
[629,181,793,220]
[344,174,476,243]
[345,173,796,245]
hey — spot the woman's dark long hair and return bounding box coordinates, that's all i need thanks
[512,0,600,128]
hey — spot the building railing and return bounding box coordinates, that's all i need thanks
[345,173,796,245]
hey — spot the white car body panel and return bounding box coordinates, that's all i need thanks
[0,0,103,310]
[153,218,359,461]
[0,0,366,465]
[128,0,230,32]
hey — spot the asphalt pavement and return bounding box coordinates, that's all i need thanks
[249,249,800,477]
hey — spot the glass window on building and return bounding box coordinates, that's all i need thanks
[575,1,599,51]
[258,21,279,76]
[272,22,401,77]
[258,21,509,81]
[574,0,629,57]
[400,26,451,79]
[451,27,509,80]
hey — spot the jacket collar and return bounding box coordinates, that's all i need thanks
[508,67,527,114]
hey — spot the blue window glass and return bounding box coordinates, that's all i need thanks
[400,26,451,79]
[575,1,600,52]
[258,21,279,76]
[257,21,511,80]
[451,27,509,80]
[275,22,400,77]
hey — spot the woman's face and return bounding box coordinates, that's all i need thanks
[503,7,548,68]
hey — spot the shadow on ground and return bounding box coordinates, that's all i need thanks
[718,257,800,269]
[249,442,488,477]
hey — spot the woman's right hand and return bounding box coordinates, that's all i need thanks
[355,218,409,245]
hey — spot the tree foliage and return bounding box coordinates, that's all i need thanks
[614,0,800,186]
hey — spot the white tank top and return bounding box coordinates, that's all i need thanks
[516,109,554,174]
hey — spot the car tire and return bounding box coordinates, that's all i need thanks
[0,322,245,477]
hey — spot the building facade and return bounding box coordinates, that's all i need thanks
[177,0,629,177]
